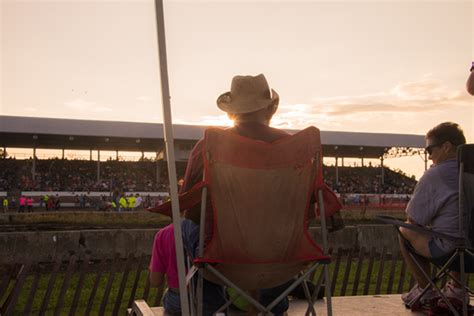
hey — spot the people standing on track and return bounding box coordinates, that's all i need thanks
[19,195,26,213]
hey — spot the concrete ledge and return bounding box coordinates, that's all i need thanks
[310,224,399,253]
[0,225,400,264]
[0,228,158,264]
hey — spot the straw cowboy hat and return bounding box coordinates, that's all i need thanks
[217,74,279,114]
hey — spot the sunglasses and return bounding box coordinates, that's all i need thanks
[425,143,441,155]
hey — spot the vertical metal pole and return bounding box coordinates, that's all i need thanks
[316,154,332,316]
[154,0,190,314]
[32,147,36,179]
[97,150,101,183]
[62,148,65,159]
[381,157,385,185]
[335,156,339,186]
[156,155,161,183]
[459,159,467,316]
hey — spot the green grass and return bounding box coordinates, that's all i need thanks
[325,259,413,296]
[2,258,419,315]
[4,268,164,315]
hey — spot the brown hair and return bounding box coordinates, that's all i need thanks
[426,122,466,147]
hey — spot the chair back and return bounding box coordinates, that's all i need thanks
[200,127,327,289]
[458,144,474,249]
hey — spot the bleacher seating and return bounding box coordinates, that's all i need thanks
[0,158,416,194]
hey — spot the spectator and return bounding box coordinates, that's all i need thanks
[54,194,61,211]
[181,74,326,315]
[400,122,467,305]
[10,196,16,210]
[119,195,127,212]
[149,224,181,315]
[26,196,34,212]
[19,195,26,213]
[134,193,143,210]
[2,196,8,213]
[43,195,49,211]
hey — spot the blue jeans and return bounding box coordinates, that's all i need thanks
[163,290,181,315]
[181,219,289,316]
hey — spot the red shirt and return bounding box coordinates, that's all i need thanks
[181,122,290,239]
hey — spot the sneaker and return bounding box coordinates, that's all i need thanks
[402,285,438,305]
[440,281,469,306]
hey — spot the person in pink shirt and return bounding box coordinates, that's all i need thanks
[19,195,26,213]
[27,197,34,212]
[149,224,181,315]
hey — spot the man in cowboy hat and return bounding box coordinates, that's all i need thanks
[181,74,291,315]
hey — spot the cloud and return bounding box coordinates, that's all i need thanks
[63,99,112,113]
[303,77,471,118]
[182,76,472,132]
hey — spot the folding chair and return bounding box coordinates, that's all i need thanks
[174,126,340,316]
[377,143,474,316]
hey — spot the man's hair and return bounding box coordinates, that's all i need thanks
[426,122,466,147]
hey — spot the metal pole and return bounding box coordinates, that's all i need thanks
[316,154,332,316]
[154,0,190,314]
[97,150,101,183]
[32,147,36,179]
[381,157,385,185]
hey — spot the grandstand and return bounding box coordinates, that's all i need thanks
[0,115,425,209]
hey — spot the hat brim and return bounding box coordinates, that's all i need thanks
[217,89,279,114]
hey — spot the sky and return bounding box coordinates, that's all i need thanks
[1,0,473,179]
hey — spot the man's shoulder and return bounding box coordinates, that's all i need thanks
[422,159,457,180]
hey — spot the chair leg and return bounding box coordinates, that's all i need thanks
[407,252,459,316]
[197,271,203,316]
[323,264,333,316]
[302,279,316,316]
[460,252,468,316]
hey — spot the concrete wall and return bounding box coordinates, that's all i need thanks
[0,229,157,264]
[0,225,401,264]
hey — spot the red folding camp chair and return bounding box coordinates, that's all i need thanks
[181,126,339,315]
[150,126,341,315]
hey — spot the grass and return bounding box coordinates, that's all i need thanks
[3,268,164,315]
[2,257,419,315]
[325,259,413,296]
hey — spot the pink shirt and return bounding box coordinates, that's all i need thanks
[149,224,179,289]
[19,197,26,206]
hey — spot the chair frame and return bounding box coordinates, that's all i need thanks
[189,128,334,316]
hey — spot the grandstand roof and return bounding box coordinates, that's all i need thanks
[0,115,425,159]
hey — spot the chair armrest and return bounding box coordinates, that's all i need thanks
[147,182,207,218]
[376,215,463,243]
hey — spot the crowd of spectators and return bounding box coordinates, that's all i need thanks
[0,157,416,194]
[324,165,417,194]
[0,158,185,192]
